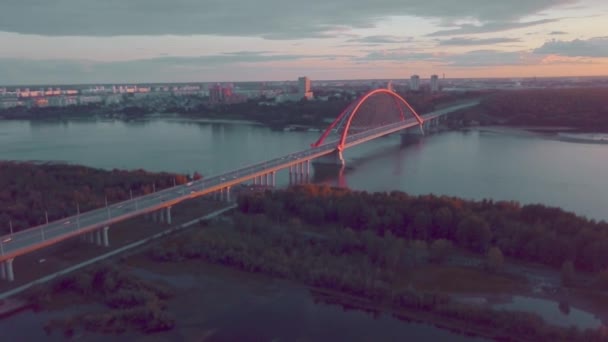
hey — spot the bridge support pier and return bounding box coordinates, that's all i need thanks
[102,226,110,247]
[313,150,344,168]
[159,209,165,224]
[166,207,172,225]
[95,229,102,246]
[1,258,15,282]
[400,125,425,144]
[225,187,232,202]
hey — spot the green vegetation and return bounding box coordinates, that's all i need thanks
[148,185,608,341]
[0,161,191,234]
[25,264,175,337]
[458,88,608,130]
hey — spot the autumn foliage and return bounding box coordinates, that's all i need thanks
[462,88,608,130]
[0,161,188,234]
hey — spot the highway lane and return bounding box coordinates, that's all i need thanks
[0,101,478,260]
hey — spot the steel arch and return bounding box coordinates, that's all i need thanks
[312,89,424,150]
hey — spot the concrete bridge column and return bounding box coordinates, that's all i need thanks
[225,187,232,202]
[1,258,15,282]
[102,226,110,247]
[166,207,172,225]
[271,172,276,187]
[95,229,102,245]
[260,175,267,186]
[159,209,165,224]
[289,166,294,185]
[88,231,95,243]
[298,163,304,184]
[313,150,345,168]
[253,176,258,186]
[305,160,311,182]
[401,126,425,144]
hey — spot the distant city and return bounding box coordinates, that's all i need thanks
[1,75,607,110]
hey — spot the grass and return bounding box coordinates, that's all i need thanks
[403,265,529,294]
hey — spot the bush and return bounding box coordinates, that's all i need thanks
[429,239,453,264]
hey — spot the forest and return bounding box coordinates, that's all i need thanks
[0,161,192,234]
[149,185,608,340]
[459,88,608,130]
[235,185,608,273]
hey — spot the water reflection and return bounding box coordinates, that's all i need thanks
[495,296,603,330]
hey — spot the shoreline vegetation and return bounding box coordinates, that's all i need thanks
[1,88,607,133]
[146,185,608,340]
[0,161,198,234]
[18,184,608,340]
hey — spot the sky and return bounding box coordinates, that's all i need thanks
[1,0,608,85]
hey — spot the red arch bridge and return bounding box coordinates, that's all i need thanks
[0,89,478,282]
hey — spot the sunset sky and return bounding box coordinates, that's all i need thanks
[1,0,608,85]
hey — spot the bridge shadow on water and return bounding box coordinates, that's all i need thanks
[312,136,425,188]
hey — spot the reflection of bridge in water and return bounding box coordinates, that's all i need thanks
[0,88,478,282]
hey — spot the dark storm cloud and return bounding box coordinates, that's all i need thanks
[438,37,522,46]
[427,19,561,36]
[534,37,608,57]
[0,0,577,38]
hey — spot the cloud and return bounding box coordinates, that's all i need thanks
[533,37,608,57]
[347,35,414,44]
[356,50,441,62]
[438,37,522,46]
[443,50,542,66]
[428,18,562,36]
[0,0,577,38]
[0,52,352,84]
[549,31,568,35]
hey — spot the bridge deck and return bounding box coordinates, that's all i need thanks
[0,101,478,262]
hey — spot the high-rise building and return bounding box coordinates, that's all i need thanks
[298,76,314,100]
[430,74,440,92]
[410,75,420,91]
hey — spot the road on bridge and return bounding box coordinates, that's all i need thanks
[0,100,478,264]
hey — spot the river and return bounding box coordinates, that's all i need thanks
[1,118,607,221]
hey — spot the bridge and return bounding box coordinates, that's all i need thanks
[0,88,478,282]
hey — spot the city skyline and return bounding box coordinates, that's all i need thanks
[1,0,608,85]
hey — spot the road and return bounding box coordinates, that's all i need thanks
[0,100,478,262]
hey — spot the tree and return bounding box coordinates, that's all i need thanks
[456,215,492,253]
[561,260,575,287]
[594,270,608,291]
[432,206,454,239]
[486,246,504,273]
[411,240,428,266]
[429,239,453,264]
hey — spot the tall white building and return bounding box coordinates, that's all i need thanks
[430,74,440,92]
[298,76,314,100]
[410,75,420,91]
